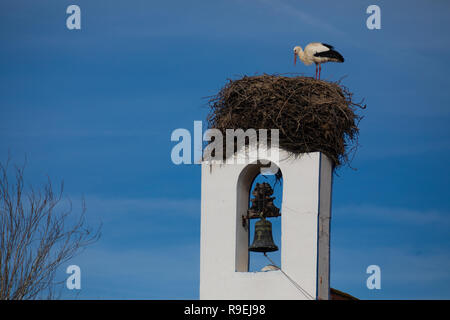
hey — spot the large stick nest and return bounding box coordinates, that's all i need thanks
[207,74,365,168]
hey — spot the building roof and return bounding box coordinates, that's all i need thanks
[330,288,358,300]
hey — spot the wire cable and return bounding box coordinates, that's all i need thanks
[263,253,315,300]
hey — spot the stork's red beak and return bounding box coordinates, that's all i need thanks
[294,53,297,65]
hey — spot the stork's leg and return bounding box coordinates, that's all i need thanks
[319,64,322,80]
[315,64,318,80]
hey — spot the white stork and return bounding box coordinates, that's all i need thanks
[293,43,344,80]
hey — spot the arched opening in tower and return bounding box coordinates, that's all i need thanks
[247,170,283,272]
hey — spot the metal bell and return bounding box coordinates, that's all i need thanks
[249,218,279,253]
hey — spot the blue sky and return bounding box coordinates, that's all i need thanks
[1,0,449,299]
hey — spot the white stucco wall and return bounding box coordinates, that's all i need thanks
[200,148,332,300]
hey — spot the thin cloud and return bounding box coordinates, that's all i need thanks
[331,245,450,299]
[357,139,450,159]
[257,0,346,37]
[78,195,200,220]
[60,244,200,299]
[334,204,450,227]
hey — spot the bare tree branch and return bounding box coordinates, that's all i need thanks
[0,159,101,300]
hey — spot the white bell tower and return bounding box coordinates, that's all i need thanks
[199,147,333,300]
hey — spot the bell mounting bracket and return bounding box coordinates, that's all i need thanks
[242,182,280,228]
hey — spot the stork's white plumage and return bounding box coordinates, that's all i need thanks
[294,43,344,80]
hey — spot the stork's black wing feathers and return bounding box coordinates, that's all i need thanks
[314,49,345,62]
[321,43,334,50]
